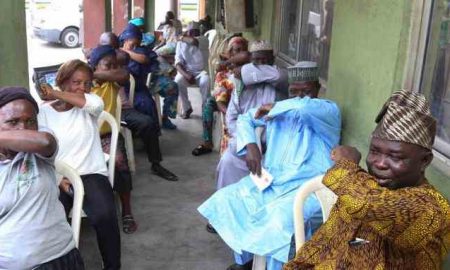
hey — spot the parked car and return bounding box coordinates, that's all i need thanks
[31,0,82,48]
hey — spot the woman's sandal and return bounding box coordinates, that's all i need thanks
[122,215,138,234]
[206,223,217,234]
[192,145,213,156]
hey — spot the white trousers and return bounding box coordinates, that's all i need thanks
[174,71,210,114]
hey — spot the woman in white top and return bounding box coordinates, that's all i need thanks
[38,60,121,270]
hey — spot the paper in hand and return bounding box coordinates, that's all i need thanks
[250,167,273,191]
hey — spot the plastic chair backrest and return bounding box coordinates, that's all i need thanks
[293,174,338,251]
[212,112,224,152]
[115,95,122,127]
[204,29,217,49]
[97,111,118,187]
[55,160,84,248]
[129,74,136,104]
[116,96,136,174]
[146,73,153,89]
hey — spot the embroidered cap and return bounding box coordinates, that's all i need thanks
[248,40,273,53]
[288,61,319,83]
[372,90,436,150]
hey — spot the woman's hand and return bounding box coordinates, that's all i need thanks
[245,143,262,176]
[255,103,274,119]
[331,145,361,164]
[123,40,136,51]
[216,60,229,72]
[232,66,242,79]
[40,83,57,101]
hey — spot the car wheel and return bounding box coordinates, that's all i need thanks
[61,28,79,48]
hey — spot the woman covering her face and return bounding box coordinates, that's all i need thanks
[0,86,85,269]
[37,59,121,269]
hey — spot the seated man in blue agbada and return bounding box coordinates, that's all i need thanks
[198,62,342,270]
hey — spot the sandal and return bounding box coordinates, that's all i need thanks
[206,223,217,234]
[192,145,213,156]
[122,215,138,234]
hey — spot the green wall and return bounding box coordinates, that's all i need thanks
[0,1,29,88]
[326,0,412,154]
[243,0,274,41]
[324,0,450,199]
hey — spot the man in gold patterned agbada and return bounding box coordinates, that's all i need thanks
[284,90,450,270]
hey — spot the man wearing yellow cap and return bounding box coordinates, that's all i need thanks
[284,90,450,270]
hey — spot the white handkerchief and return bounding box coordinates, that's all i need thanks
[250,167,273,191]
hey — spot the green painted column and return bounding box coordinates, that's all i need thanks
[0,1,29,88]
[145,0,155,32]
[326,0,412,155]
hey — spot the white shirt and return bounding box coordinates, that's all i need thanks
[175,37,209,74]
[38,93,108,177]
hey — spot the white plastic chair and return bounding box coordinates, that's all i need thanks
[55,160,84,248]
[212,112,226,152]
[293,174,338,251]
[129,74,136,104]
[204,29,217,49]
[97,111,118,187]
[116,96,136,174]
[121,75,137,173]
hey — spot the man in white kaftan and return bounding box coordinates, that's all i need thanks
[216,40,288,189]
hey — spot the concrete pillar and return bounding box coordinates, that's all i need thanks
[132,0,145,18]
[83,0,106,48]
[113,0,129,34]
[199,0,206,19]
[171,0,178,17]
[145,0,155,31]
[0,1,28,88]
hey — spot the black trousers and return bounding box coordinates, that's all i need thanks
[60,174,121,270]
[121,108,162,163]
[35,248,85,270]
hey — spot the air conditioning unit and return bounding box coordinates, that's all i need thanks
[222,0,259,32]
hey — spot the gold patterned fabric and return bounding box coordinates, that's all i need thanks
[284,160,450,270]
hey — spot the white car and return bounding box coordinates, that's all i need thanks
[31,0,82,48]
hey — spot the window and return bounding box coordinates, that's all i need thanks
[275,0,335,81]
[421,0,450,159]
[279,0,300,60]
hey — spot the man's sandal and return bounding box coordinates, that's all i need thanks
[122,215,138,234]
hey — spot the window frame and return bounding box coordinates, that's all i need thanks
[404,0,450,173]
[275,0,302,66]
[273,0,333,87]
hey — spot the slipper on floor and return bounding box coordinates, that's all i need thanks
[122,215,138,234]
[192,145,213,156]
[206,223,217,234]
